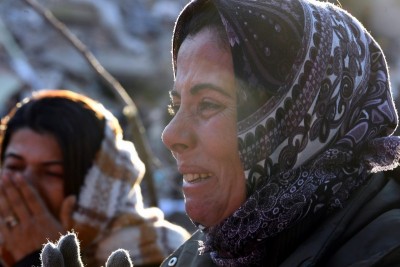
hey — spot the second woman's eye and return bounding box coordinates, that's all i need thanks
[3,163,24,172]
[44,171,64,179]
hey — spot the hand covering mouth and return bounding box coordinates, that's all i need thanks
[183,173,212,183]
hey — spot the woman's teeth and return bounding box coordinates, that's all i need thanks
[183,173,212,183]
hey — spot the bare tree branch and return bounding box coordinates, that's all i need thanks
[23,0,159,206]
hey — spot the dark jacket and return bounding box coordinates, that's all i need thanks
[161,171,400,266]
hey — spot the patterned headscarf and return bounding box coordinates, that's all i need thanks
[173,0,400,265]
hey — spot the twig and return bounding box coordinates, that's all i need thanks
[0,17,42,90]
[23,0,158,206]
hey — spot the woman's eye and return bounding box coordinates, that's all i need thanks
[198,100,225,118]
[168,103,180,116]
[3,164,23,172]
[167,99,225,117]
[44,171,64,179]
[199,101,222,112]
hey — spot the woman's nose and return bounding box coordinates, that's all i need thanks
[162,113,195,155]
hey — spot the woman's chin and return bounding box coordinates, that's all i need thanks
[185,200,224,228]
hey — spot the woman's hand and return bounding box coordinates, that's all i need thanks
[0,172,75,263]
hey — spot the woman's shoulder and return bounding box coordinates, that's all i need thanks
[281,170,400,267]
[326,170,400,266]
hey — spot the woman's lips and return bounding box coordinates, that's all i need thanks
[183,173,212,183]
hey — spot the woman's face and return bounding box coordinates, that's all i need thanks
[162,28,246,227]
[2,128,65,216]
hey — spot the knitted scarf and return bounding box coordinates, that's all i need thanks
[173,0,400,265]
[71,108,189,266]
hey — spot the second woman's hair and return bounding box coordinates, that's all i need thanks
[0,90,107,196]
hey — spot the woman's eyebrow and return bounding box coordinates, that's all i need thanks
[170,83,232,98]
[4,152,23,160]
[191,83,232,97]
[4,152,63,166]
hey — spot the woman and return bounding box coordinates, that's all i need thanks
[160,0,400,266]
[0,90,189,267]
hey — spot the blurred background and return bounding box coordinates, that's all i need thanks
[0,0,399,233]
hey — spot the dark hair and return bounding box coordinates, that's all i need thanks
[0,90,106,196]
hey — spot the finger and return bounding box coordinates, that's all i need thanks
[57,233,84,267]
[106,249,134,267]
[0,168,14,177]
[41,242,65,267]
[59,195,76,230]
[0,232,4,245]
[0,173,15,217]
[12,173,48,220]
[0,174,22,230]
[0,178,11,218]
[0,184,11,235]
[5,173,35,223]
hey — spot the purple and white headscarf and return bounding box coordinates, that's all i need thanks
[173,0,400,265]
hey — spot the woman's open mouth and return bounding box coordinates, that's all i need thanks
[183,173,212,183]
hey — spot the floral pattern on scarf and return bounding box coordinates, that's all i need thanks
[173,0,400,265]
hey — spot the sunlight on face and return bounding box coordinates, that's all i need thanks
[162,28,246,227]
